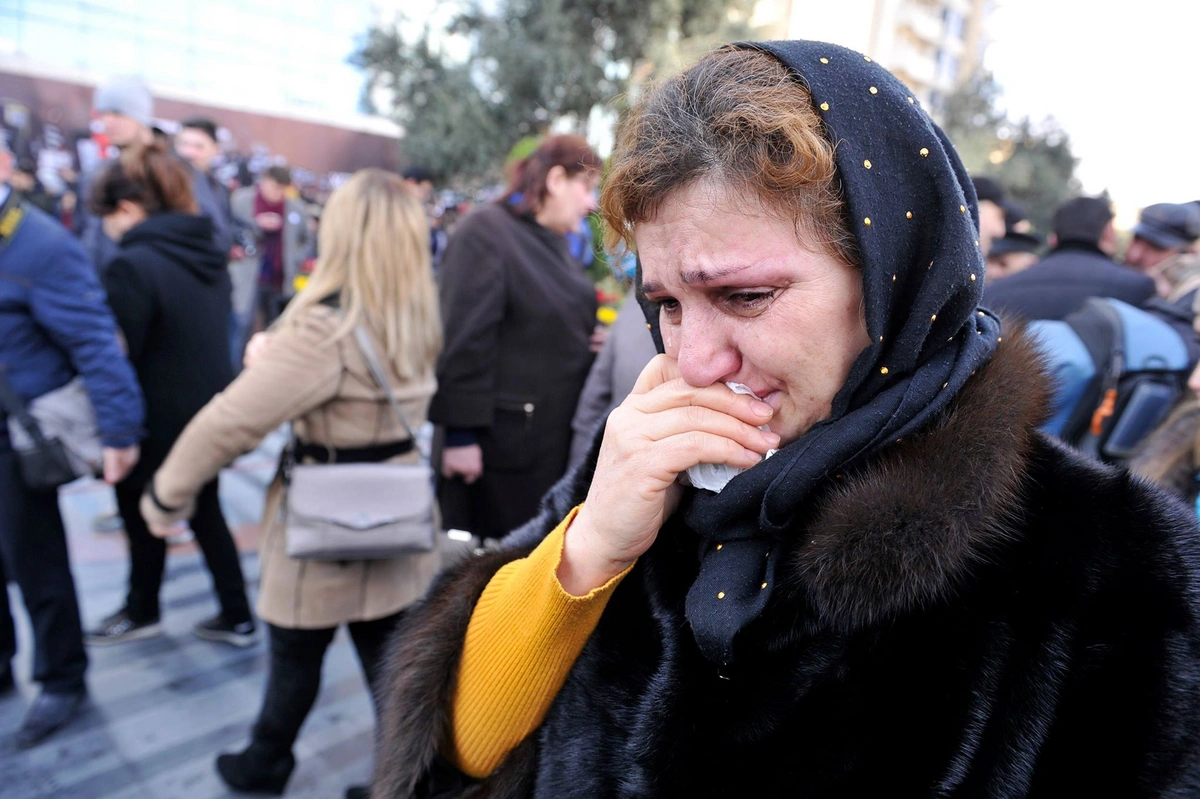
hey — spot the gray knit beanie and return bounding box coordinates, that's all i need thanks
[93,77,154,128]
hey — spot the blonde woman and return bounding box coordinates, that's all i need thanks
[140,169,441,796]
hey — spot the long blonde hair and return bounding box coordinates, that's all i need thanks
[279,169,441,379]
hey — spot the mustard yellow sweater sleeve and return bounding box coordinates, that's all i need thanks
[450,505,633,778]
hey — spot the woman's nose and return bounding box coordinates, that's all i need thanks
[671,316,739,388]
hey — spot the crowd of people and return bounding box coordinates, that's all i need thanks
[3,39,1200,799]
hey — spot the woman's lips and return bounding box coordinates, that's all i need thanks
[760,389,784,411]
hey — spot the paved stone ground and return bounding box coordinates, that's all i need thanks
[0,432,378,798]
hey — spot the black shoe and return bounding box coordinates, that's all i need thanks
[13,688,87,748]
[194,614,258,648]
[216,745,295,795]
[345,787,370,799]
[85,608,163,646]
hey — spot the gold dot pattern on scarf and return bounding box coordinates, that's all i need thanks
[931,315,937,322]
[960,205,967,213]
[892,274,897,282]
[879,335,884,342]
[820,102,829,111]
[998,337,1003,343]
[880,366,890,375]
[869,86,878,94]
[820,57,829,64]
[906,211,913,219]
[864,56,873,62]
[761,582,768,590]
[716,543,723,551]
[920,148,929,157]
[717,592,726,600]
[864,217,872,226]
[943,382,949,389]
[908,96,915,104]
[864,159,872,169]
[970,274,977,282]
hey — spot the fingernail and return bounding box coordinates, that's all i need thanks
[743,448,762,461]
[761,430,781,446]
[751,400,773,417]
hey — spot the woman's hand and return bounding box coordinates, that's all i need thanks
[558,355,779,595]
[589,324,609,354]
[139,489,193,538]
[443,444,484,484]
[243,332,273,369]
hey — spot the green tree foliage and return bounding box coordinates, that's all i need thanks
[353,0,753,184]
[941,72,1081,236]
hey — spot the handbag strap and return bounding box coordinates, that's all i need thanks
[352,326,429,462]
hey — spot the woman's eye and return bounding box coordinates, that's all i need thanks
[725,291,774,313]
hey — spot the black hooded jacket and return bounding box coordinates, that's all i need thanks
[103,212,233,475]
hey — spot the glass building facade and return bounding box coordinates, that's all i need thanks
[0,0,380,118]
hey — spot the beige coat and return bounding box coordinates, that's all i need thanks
[144,304,440,629]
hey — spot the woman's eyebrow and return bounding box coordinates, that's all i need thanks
[641,264,756,295]
[680,264,753,285]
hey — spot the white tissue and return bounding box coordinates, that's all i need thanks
[684,382,778,493]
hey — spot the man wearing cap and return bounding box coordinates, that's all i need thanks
[986,201,1041,281]
[75,76,156,273]
[1125,202,1200,298]
[983,196,1155,320]
[971,176,1008,258]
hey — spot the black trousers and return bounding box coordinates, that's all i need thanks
[0,448,88,693]
[116,474,251,624]
[250,612,403,756]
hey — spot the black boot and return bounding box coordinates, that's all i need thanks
[215,742,295,795]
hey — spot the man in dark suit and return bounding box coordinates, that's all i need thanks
[983,196,1155,320]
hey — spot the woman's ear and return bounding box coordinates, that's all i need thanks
[544,164,568,197]
[117,198,147,221]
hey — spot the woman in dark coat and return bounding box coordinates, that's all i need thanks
[84,142,253,647]
[433,135,601,539]
[374,43,1200,798]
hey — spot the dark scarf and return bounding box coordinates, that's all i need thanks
[638,40,1003,666]
[254,189,285,288]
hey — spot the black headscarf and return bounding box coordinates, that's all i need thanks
[637,40,1002,666]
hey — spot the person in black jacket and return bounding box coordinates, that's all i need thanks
[432,135,602,539]
[983,196,1156,320]
[83,141,254,648]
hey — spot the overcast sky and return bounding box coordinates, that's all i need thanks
[985,0,1199,225]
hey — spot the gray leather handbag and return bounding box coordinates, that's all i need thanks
[282,327,437,561]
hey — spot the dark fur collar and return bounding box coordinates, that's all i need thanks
[781,321,1052,632]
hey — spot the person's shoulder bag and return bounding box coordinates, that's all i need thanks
[0,192,103,490]
[282,326,438,560]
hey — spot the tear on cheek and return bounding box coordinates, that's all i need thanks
[662,328,677,354]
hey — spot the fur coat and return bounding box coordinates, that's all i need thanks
[374,328,1200,798]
